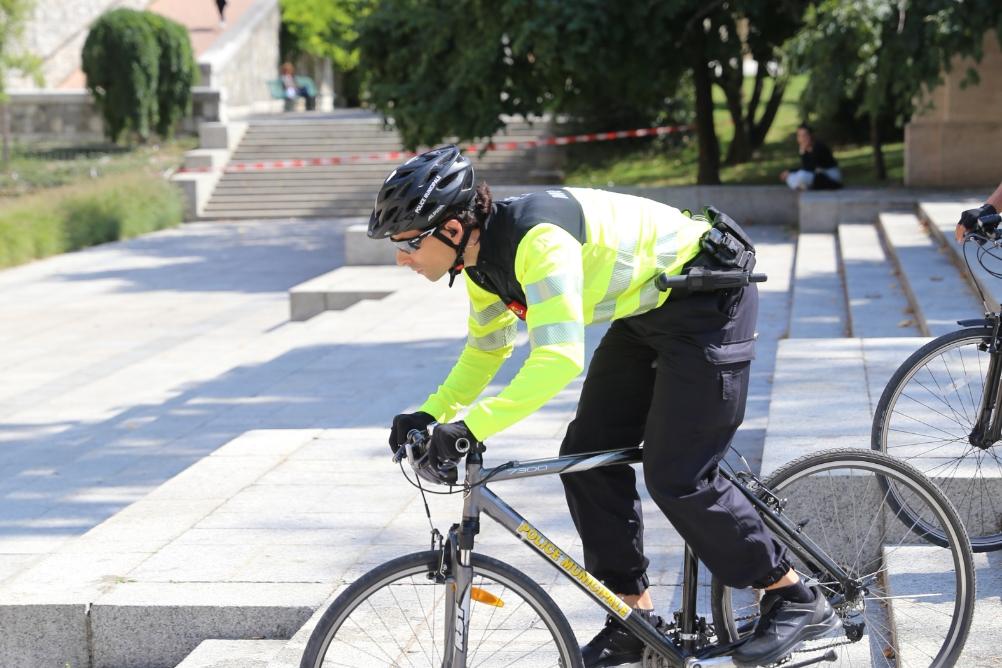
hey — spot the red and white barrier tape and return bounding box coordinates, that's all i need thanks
[177,123,691,174]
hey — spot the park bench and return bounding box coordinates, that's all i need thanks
[266,76,317,111]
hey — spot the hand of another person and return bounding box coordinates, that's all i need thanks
[779,170,789,182]
[388,411,435,455]
[955,203,998,242]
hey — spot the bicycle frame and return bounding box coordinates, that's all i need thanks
[429,445,867,668]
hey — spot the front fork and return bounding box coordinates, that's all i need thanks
[970,330,1002,448]
[439,520,479,668]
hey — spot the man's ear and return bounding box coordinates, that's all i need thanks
[442,219,464,240]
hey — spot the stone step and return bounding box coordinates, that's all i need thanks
[885,546,1002,666]
[760,337,928,476]
[876,212,982,336]
[837,223,920,337]
[175,639,286,668]
[919,200,1002,311]
[788,232,848,338]
[288,266,412,321]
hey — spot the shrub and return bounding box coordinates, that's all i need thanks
[0,173,184,269]
[147,13,198,138]
[82,9,196,143]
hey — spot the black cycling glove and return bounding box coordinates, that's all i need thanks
[959,203,998,233]
[428,421,479,463]
[389,411,435,454]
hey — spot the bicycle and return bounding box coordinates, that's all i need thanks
[872,210,1002,551]
[300,430,975,667]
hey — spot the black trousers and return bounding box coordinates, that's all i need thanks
[559,282,788,594]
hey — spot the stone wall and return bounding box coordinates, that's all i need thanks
[5,0,151,90]
[905,32,1002,187]
[198,0,280,114]
[6,88,221,143]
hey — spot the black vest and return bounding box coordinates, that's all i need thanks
[464,190,587,312]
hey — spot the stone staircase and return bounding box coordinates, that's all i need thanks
[201,111,555,220]
[5,194,1002,666]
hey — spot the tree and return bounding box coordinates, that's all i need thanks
[147,13,197,138]
[280,0,374,104]
[357,0,805,184]
[82,9,196,143]
[0,0,43,168]
[792,0,1002,180]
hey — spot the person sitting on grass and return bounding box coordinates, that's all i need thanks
[779,124,843,191]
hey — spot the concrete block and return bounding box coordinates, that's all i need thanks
[176,639,286,668]
[198,122,248,151]
[838,223,919,337]
[184,149,229,171]
[0,604,88,668]
[760,339,871,476]
[877,212,980,335]
[171,172,220,221]
[920,200,1002,310]
[789,233,847,338]
[288,265,412,321]
[798,194,842,232]
[344,223,396,265]
[91,582,325,668]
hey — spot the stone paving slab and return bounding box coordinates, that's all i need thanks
[788,232,847,338]
[177,640,286,668]
[0,221,795,667]
[760,337,928,476]
[838,223,920,337]
[921,200,1002,311]
[877,212,982,335]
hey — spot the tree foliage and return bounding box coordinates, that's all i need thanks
[147,13,198,138]
[1,0,44,167]
[792,0,1002,179]
[82,8,196,143]
[280,0,374,71]
[357,0,806,183]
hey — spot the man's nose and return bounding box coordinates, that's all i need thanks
[396,250,410,266]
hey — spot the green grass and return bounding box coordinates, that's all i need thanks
[0,138,196,197]
[0,171,185,269]
[0,138,193,268]
[564,74,903,187]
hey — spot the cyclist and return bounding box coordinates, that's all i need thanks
[371,146,840,667]
[955,180,1002,241]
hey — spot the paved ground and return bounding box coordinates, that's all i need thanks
[0,221,792,643]
[6,218,1001,667]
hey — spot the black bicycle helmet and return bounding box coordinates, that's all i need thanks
[367,145,476,239]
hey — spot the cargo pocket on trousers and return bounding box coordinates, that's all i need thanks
[720,369,740,400]
[704,338,756,364]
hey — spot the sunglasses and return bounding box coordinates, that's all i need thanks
[390,226,438,254]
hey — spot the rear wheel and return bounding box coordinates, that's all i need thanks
[711,449,976,667]
[300,550,583,667]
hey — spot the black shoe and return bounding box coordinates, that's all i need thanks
[732,588,841,666]
[581,609,659,668]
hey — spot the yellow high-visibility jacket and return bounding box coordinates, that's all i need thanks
[420,187,709,440]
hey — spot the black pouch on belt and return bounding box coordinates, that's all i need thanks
[700,206,756,272]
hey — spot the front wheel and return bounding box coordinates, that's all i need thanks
[872,327,1002,551]
[711,449,976,667]
[300,550,583,668]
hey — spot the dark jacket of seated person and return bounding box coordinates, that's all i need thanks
[781,125,843,191]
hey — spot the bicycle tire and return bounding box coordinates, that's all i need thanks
[710,448,976,667]
[300,550,583,668]
[872,326,1002,551]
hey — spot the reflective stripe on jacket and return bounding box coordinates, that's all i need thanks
[420,187,709,440]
